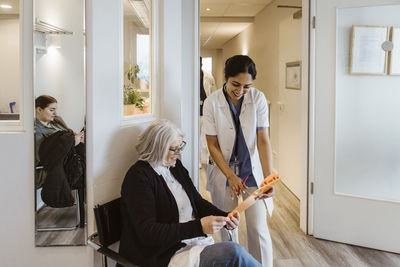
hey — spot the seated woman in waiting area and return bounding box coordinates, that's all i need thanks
[34,95,85,218]
[35,95,84,166]
[118,120,263,267]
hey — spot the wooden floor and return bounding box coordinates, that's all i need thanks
[199,168,400,267]
[35,205,86,246]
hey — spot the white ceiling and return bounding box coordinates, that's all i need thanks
[0,0,19,15]
[200,0,273,49]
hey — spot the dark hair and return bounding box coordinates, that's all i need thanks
[224,55,257,80]
[35,95,57,109]
[35,95,72,133]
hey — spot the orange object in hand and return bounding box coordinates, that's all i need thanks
[228,173,281,218]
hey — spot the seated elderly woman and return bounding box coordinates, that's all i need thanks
[118,120,262,267]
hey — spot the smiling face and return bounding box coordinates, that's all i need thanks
[165,136,183,166]
[225,72,253,106]
[36,102,58,124]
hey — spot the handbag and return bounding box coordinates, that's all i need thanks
[64,146,85,189]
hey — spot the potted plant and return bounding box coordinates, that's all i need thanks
[123,65,145,115]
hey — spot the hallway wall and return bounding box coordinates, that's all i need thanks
[277,14,302,199]
[200,48,224,88]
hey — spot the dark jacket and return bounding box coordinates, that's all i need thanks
[39,131,76,207]
[119,160,228,267]
[34,117,67,164]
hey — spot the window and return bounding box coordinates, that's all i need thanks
[123,0,152,117]
[0,0,22,129]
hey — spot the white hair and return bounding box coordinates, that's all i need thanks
[136,119,184,166]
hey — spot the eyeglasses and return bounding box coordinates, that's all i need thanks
[169,141,186,154]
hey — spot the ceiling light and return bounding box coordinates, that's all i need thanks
[206,8,211,11]
[0,4,12,9]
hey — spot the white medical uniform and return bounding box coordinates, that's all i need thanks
[202,87,274,267]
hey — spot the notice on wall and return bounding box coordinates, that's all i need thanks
[389,27,400,75]
[350,25,389,75]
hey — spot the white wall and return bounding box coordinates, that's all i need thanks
[0,18,20,114]
[34,0,85,131]
[0,1,93,266]
[278,15,302,198]
[0,0,199,266]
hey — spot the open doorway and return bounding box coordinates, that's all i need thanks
[198,0,309,262]
[197,0,400,265]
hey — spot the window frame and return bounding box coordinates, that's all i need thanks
[120,0,159,126]
[0,1,25,132]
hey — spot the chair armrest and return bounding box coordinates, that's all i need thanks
[88,233,137,267]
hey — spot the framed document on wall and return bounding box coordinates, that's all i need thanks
[349,25,389,75]
[285,61,301,90]
[389,27,400,75]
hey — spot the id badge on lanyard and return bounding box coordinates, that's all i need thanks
[230,157,240,176]
[223,84,242,178]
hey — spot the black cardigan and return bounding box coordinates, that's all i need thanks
[118,160,228,267]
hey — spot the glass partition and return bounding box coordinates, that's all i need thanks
[335,5,400,202]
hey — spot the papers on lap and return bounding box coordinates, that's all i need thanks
[228,174,281,217]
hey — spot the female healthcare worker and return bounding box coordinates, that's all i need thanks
[202,55,274,267]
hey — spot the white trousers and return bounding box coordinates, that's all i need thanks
[213,186,273,267]
[200,116,209,167]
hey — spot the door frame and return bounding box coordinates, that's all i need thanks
[307,0,316,235]
[194,0,314,234]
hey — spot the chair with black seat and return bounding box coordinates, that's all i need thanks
[88,198,137,267]
[35,164,83,232]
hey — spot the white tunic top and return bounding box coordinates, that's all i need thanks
[202,87,274,214]
[150,163,214,267]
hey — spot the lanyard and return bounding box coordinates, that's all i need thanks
[222,84,242,160]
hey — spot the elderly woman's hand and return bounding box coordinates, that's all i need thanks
[255,186,275,200]
[226,211,240,230]
[200,216,228,235]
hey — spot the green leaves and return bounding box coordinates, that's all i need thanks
[123,88,144,110]
[124,64,144,110]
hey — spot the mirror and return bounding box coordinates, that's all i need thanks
[0,0,20,121]
[33,0,86,246]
